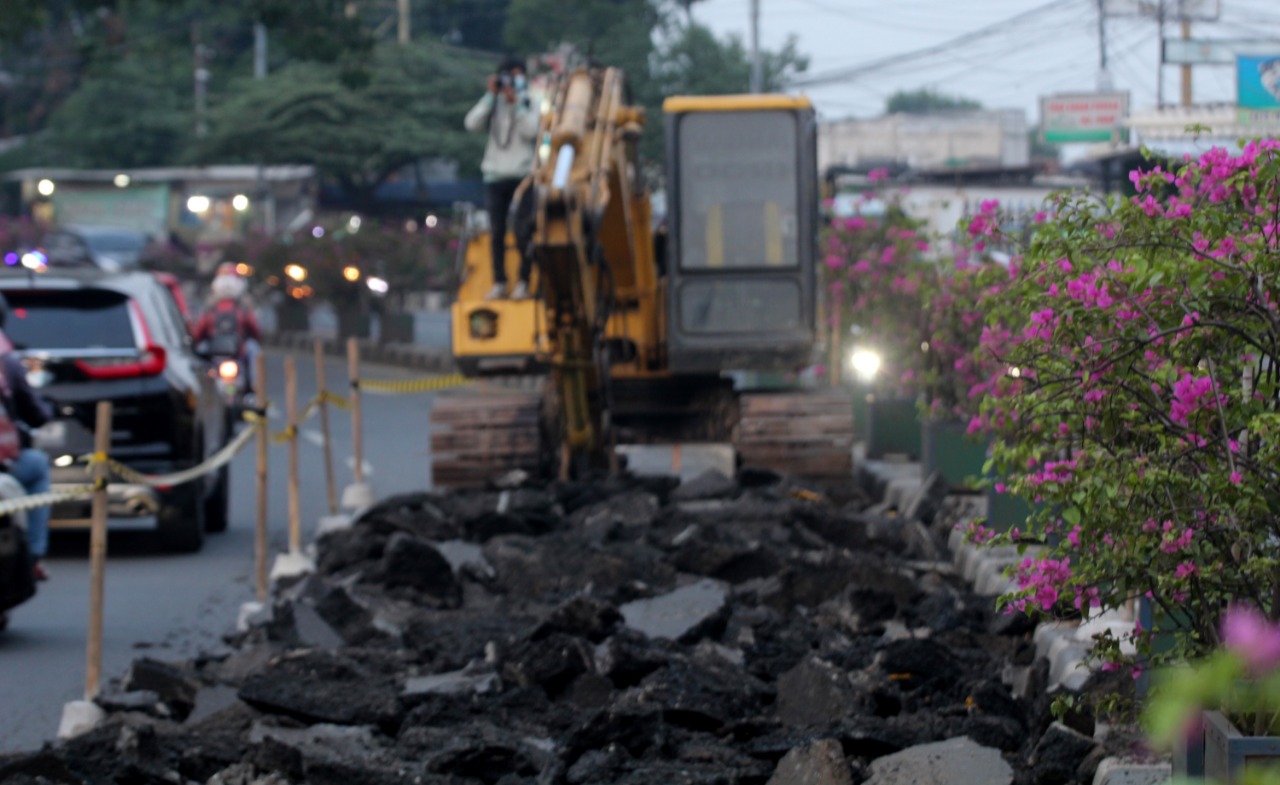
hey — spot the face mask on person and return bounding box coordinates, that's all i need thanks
[513,74,527,92]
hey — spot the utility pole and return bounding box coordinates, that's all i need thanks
[1179,15,1193,106]
[1096,0,1112,90]
[749,0,762,93]
[397,0,410,46]
[253,22,268,79]
[1155,1,1165,108]
[192,23,208,138]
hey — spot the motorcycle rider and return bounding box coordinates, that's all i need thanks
[0,293,53,581]
[464,55,540,301]
[193,263,262,392]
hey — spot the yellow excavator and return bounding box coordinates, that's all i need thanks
[431,65,852,487]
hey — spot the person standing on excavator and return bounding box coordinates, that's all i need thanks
[465,55,540,301]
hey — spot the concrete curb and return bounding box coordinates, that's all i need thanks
[853,444,1171,785]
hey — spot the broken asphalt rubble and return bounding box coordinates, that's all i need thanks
[0,468,1150,784]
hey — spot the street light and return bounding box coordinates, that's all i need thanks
[36,179,55,197]
[848,347,882,383]
[113,174,130,188]
[187,195,211,213]
[343,266,360,282]
[284,264,307,282]
[366,276,389,294]
[232,194,250,211]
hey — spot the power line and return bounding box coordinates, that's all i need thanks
[790,0,1088,87]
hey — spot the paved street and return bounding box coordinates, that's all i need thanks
[0,350,437,753]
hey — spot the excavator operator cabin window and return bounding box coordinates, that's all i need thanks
[677,110,799,270]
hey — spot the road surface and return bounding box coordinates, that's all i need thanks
[0,350,439,753]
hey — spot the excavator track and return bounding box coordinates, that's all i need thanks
[429,387,545,488]
[735,390,854,483]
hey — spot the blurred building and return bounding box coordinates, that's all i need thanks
[4,165,317,270]
[818,110,1030,176]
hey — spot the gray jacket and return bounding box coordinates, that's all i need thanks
[464,92,540,183]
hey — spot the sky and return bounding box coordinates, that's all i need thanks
[692,0,1280,124]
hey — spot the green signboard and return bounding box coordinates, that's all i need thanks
[52,184,170,237]
[1040,92,1129,144]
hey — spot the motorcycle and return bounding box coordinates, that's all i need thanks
[208,352,255,436]
[0,407,35,633]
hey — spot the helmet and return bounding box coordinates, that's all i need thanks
[215,262,240,278]
[211,273,246,301]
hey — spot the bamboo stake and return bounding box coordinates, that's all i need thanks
[347,338,364,485]
[285,356,300,552]
[315,340,338,515]
[85,401,112,700]
[254,353,269,600]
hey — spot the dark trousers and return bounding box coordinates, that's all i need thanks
[486,178,529,285]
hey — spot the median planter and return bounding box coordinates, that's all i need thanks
[922,419,989,492]
[1202,709,1280,783]
[985,485,1037,535]
[865,397,921,461]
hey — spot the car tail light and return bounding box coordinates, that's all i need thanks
[218,360,239,380]
[75,346,166,380]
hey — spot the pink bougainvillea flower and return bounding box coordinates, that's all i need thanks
[1222,605,1280,676]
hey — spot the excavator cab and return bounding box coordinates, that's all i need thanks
[662,95,819,374]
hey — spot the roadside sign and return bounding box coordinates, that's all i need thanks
[1164,39,1280,65]
[1040,92,1130,144]
[1237,55,1280,111]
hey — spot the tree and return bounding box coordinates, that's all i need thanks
[40,55,190,168]
[191,40,487,212]
[885,88,981,115]
[652,22,807,98]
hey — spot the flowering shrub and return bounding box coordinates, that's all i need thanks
[823,191,935,397]
[919,249,1016,421]
[969,139,1280,673]
[1147,605,1280,779]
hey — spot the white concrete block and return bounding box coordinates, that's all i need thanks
[270,551,315,583]
[1091,757,1171,785]
[973,561,1023,596]
[317,514,353,536]
[340,481,375,511]
[1048,639,1093,686]
[1058,663,1094,693]
[57,700,104,739]
[236,601,270,632]
[1034,621,1080,660]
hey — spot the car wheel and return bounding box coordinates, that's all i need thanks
[157,483,205,553]
[204,463,230,534]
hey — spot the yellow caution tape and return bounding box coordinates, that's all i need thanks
[0,371,465,515]
[318,389,351,410]
[353,373,471,395]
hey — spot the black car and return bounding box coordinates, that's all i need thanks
[0,268,231,552]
